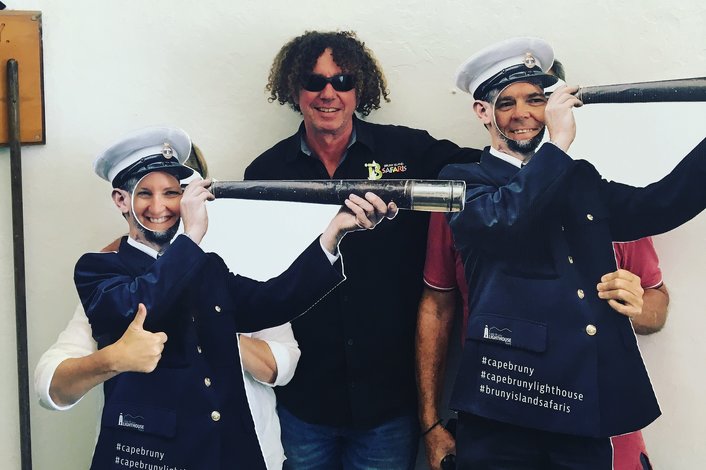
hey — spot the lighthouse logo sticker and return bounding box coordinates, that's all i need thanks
[483,324,512,346]
[118,412,145,431]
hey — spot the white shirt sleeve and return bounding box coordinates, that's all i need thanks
[319,237,341,264]
[247,323,301,387]
[34,303,98,410]
[240,323,299,469]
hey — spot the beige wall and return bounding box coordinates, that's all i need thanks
[0,0,704,468]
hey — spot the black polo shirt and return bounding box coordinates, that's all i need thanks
[244,117,481,429]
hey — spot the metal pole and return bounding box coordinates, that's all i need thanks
[8,58,33,470]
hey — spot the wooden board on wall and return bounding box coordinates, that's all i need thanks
[0,11,44,145]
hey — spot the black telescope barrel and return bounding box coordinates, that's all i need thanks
[212,180,411,206]
[208,179,466,212]
[575,77,706,104]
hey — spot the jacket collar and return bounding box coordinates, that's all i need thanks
[119,236,159,274]
[481,146,521,185]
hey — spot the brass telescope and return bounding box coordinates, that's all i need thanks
[207,179,466,212]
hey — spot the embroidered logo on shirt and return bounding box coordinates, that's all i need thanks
[365,161,382,180]
[118,412,145,431]
[364,160,408,180]
[483,324,512,346]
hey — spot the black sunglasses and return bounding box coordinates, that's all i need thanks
[302,74,356,92]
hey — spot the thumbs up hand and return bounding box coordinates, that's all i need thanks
[111,303,168,373]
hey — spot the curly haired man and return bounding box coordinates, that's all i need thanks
[245,30,481,470]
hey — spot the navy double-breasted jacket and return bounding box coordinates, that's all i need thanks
[74,234,344,469]
[441,138,706,438]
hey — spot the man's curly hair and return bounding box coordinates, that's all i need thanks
[266,31,390,117]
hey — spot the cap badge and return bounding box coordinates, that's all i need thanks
[162,142,174,159]
[523,52,537,68]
